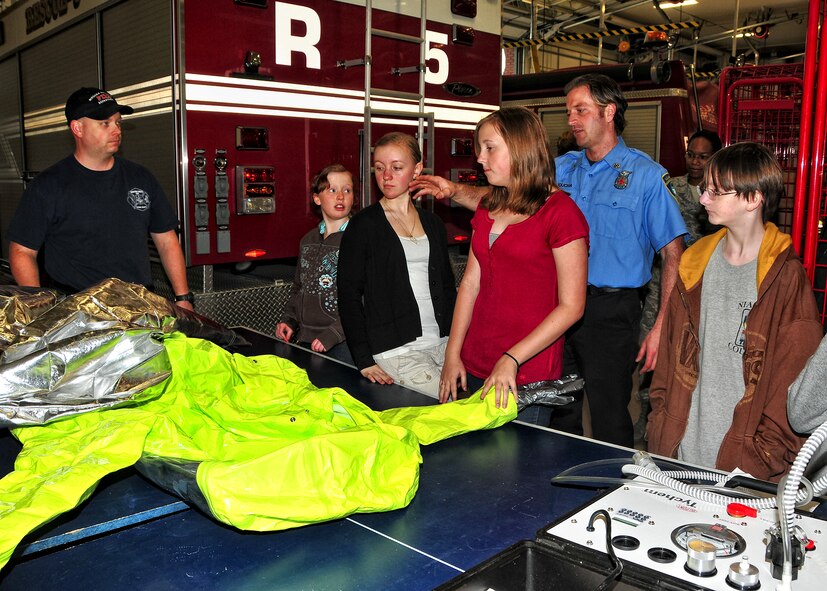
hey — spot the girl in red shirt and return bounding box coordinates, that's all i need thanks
[439,107,589,423]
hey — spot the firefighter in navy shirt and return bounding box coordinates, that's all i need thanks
[7,87,193,309]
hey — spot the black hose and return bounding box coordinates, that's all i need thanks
[587,509,623,591]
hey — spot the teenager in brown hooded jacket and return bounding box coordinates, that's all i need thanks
[647,143,822,482]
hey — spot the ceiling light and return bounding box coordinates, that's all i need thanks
[659,0,699,8]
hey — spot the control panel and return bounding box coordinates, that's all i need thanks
[545,483,827,590]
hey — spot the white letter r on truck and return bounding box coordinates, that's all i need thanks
[275,2,321,69]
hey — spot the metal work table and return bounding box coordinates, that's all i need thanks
[0,328,636,590]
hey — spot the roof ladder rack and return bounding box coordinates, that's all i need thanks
[337,0,434,207]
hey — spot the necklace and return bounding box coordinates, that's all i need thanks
[381,202,420,244]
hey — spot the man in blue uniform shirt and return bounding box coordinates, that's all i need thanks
[550,74,687,446]
[410,75,687,448]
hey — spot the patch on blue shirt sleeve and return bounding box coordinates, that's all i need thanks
[662,173,678,200]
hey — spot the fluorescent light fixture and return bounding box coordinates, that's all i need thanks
[659,0,699,8]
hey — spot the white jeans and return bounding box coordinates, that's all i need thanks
[375,341,447,399]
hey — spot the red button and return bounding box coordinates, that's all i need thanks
[806,539,816,551]
[727,503,758,518]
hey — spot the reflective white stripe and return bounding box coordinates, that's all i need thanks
[185,103,477,130]
[184,74,495,128]
[24,77,174,134]
[185,73,363,98]
[24,106,173,137]
[186,84,365,118]
[22,73,495,135]
[185,73,499,110]
[186,102,365,123]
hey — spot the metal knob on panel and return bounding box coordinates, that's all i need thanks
[726,559,760,590]
[685,538,717,577]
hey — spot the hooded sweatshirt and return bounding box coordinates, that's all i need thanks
[648,223,822,481]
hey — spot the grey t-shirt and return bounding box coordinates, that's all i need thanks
[679,241,758,469]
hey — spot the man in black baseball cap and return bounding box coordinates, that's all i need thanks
[7,87,193,310]
[64,87,134,124]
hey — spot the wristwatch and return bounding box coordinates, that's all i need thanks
[174,291,195,304]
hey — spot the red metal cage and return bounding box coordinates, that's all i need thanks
[718,65,805,235]
[718,56,826,327]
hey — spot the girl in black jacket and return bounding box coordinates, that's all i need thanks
[338,133,456,398]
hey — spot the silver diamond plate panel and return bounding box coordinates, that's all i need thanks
[149,255,468,335]
[451,261,466,288]
[194,283,292,336]
[150,265,291,336]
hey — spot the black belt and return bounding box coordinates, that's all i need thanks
[586,285,641,296]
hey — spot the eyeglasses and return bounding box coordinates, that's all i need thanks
[700,186,738,199]
[686,151,712,161]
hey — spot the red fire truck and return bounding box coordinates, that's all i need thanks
[0,0,500,272]
[6,2,821,330]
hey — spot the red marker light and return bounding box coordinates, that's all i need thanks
[244,249,267,258]
[243,168,274,183]
[453,235,469,242]
[247,184,275,196]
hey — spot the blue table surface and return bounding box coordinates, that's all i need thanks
[0,329,638,590]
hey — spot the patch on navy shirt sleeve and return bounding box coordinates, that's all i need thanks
[662,173,678,200]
